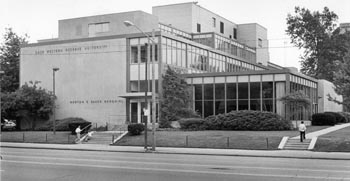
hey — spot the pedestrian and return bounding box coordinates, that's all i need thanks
[84,131,93,142]
[75,125,81,140]
[298,121,307,142]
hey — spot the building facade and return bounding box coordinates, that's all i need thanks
[20,2,341,128]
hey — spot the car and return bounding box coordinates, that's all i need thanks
[1,119,16,131]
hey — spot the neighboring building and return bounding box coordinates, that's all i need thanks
[340,23,350,34]
[20,2,338,128]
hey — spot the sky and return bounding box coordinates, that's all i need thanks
[1,0,350,70]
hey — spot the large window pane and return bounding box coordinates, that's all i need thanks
[250,99,261,111]
[130,46,138,63]
[250,82,260,99]
[215,100,225,115]
[204,84,214,100]
[226,83,236,99]
[238,83,248,99]
[140,45,147,63]
[215,84,225,100]
[238,100,248,110]
[195,101,202,116]
[262,99,273,112]
[204,101,214,117]
[226,100,237,113]
[194,84,202,100]
[262,82,273,98]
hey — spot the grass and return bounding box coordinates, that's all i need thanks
[115,126,329,150]
[0,131,76,144]
[313,125,350,152]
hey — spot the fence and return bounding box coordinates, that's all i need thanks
[0,131,76,144]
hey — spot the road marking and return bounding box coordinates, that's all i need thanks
[2,159,350,180]
[3,154,350,174]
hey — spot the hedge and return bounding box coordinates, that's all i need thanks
[325,112,346,124]
[312,113,336,126]
[338,112,350,123]
[35,117,90,131]
[178,118,205,130]
[128,123,145,136]
[204,111,292,131]
[178,110,292,131]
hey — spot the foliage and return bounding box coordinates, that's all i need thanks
[128,123,145,136]
[178,118,206,130]
[286,7,348,82]
[160,66,199,128]
[337,112,350,123]
[177,111,291,131]
[0,28,28,92]
[35,117,88,131]
[68,121,91,135]
[324,112,347,124]
[203,111,292,131]
[279,91,312,120]
[328,47,350,111]
[312,113,336,126]
[1,81,55,122]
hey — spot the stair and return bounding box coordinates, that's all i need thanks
[82,132,123,145]
[283,138,311,150]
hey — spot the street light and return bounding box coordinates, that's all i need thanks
[0,70,4,134]
[52,67,59,134]
[124,20,157,151]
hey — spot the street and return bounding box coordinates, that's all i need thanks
[1,147,350,181]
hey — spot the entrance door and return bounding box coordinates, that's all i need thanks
[131,103,138,123]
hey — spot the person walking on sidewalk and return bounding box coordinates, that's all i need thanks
[298,121,307,142]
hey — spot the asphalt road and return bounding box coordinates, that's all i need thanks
[1,147,350,181]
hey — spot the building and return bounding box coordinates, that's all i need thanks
[20,2,341,128]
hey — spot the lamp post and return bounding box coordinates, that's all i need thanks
[0,70,4,134]
[52,67,59,134]
[124,21,157,151]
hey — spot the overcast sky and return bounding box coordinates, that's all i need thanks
[1,0,350,70]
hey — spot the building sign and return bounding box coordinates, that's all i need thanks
[69,99,124,104]
[34,45,109,55]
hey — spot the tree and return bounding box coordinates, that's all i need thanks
[0,28,28,92]
[159,66,199,128]
[286,7,341,81]
[1,81,55,129]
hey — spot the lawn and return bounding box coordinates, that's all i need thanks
[313,125,350,152]
[115,126,329,150]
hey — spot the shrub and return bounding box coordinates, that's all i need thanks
[35,117,89,131]
[338,112,350,123]
[128,123,145,136]
[325,112,346,124]
[205,111,292,131]
[312,113,336,126]
[68,119,92,135]
[178,118,206,130]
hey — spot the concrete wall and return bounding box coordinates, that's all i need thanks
[317,79,343,112]
[153,2,238,39]
[237,23,269,65]
[20,38,127,126]
[58,11,158,40]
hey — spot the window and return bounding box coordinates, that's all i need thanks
[233,28,237,39]
[197,23,201,33]
[220,22,224,34]
[88,22,109,37]
[258,38,262,48]
[212,17,216,27]
[131,46,138,63]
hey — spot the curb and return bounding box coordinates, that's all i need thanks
[2,143,350,161]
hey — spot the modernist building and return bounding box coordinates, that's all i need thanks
[20,2,341,128]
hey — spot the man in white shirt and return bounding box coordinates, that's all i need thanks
[298,121,307,142]
[75,126,81,140]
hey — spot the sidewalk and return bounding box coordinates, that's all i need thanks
[1,142,350,160]
[291,122,350,139]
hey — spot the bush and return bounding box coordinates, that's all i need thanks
[179,111,292,131]
[35,117,89,131]
[325,112,346,124]
[128,123,145,136]
[203,111,291,131]
[178,118,206,130]
[312,113,336,126]
[68,119,92,135]
[337,112,350,123]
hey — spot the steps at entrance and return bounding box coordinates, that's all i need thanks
[82,132,123,145]
[283,138,311,150]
